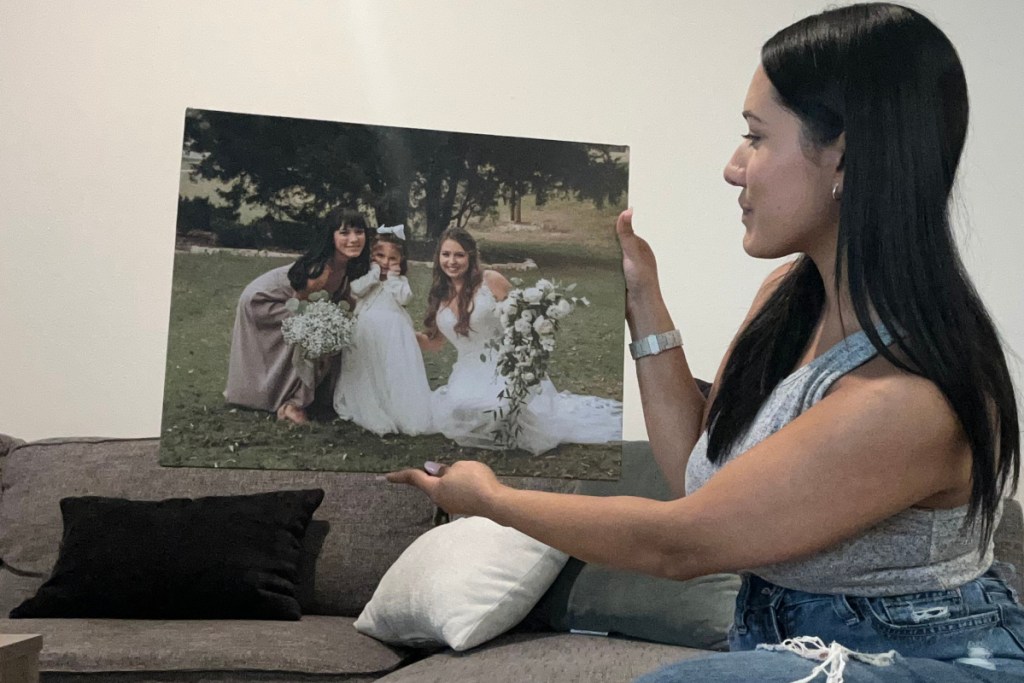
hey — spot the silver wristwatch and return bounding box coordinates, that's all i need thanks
[628,329,683,360]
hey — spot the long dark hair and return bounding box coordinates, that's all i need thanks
[287,207,371,292]
[706,3,1019,547]
[423,227,483,339]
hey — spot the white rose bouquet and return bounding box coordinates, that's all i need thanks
[486,278,588,449]
[281,291,355,360]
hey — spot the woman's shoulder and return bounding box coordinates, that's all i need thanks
[481,269,511,299]
[481,268,505,284]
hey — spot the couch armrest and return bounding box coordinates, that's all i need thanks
[0,434,25,459]
[995,498,1024,596]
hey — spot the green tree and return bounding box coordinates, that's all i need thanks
[182,109,627,245]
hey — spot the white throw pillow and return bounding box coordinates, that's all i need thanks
[354,516,569,651]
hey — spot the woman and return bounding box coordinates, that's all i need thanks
[224,208,371,425]
[392,4,1022,681]
[417,227,622,455]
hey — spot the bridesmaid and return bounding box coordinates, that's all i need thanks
[224,208,370,425]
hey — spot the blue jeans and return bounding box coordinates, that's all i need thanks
[637,567,1024,682]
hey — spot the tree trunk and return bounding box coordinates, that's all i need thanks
[375,178,412,230]
[509,185,522,223]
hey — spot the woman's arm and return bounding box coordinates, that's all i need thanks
[617,210,706,496]
[391,371,970,580]
[623,211,799,496]
[295,271,327,300]
[483,269,512,301]
[416,331,447,353]
[295,263,347,301]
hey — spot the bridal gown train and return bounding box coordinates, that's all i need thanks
[431,282,622,455]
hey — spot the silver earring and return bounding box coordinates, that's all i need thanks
[831,183,842,201]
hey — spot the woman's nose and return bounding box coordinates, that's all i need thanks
[723,148,746,187]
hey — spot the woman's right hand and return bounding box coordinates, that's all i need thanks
[387,460,503,518]
[616,209,665,332]
[416,331,445,353]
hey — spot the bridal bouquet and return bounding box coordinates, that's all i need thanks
[487,278,588,449]
[281,291,355,360]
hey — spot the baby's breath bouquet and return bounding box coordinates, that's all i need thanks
[486,278,588,449]
[281,291,355,360]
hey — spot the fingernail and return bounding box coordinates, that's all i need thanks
[424,461,443,475]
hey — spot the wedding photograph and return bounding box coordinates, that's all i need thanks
[159,109,629,479]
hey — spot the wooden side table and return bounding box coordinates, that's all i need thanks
[0,634,41,683]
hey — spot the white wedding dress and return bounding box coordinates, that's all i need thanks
[334,265,434,436]
[431,282,622,455]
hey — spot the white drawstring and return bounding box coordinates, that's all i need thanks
[757,636,898,683]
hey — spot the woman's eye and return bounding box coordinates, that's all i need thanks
[741,133,762,145]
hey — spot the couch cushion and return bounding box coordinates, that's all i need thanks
[523,441,738,649]
[0,615,408,680]
[0,438,437,616]
[0,433,25,481]
[374,631,707,683]
[11,489,323,620]
[995,498,1024,597]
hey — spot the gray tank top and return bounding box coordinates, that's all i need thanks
[685,325,995,596]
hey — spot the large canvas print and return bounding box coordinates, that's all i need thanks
[160,109,628,479]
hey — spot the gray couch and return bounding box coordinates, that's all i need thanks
[0,434,1021,682]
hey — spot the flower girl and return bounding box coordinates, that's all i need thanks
[333,226,434,436]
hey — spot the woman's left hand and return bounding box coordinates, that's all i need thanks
[386,460,503,517]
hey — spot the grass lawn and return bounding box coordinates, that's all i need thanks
[160,200,626,479]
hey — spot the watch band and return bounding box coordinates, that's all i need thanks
[629,329,683,360]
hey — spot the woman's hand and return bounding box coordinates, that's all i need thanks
[416,331,445,352]
[387,460,503,517]
[616,209,668,337]
[617,208,660,302]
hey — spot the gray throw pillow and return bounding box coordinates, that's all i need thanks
[523,440,739,650]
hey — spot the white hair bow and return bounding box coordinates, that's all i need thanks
[376,224,406,241]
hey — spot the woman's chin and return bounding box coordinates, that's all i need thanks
[741,232,784,260]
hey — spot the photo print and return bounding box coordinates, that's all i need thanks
[160,109,628,479]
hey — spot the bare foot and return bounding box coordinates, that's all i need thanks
[276,404,309,425]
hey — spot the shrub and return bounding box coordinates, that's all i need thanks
[176,196,216,235]
[268,219,313,251]
[211,215,257,249]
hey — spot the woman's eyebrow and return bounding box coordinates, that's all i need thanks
[742,110,765,123]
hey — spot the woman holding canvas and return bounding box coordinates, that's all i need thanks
[392,4,1024,680]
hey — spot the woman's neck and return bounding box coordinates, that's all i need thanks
[805,247,879,343]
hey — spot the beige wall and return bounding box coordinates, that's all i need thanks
[1,1,1021,499]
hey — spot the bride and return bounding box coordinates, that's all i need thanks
[417,227,622,455]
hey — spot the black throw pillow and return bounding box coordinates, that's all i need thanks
[10,489,325,620]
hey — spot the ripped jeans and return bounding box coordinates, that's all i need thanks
[637,566,1024,682]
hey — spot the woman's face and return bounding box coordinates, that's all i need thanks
[723,67,843,260]
[438,239,470,281]
[333,225,366,260]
